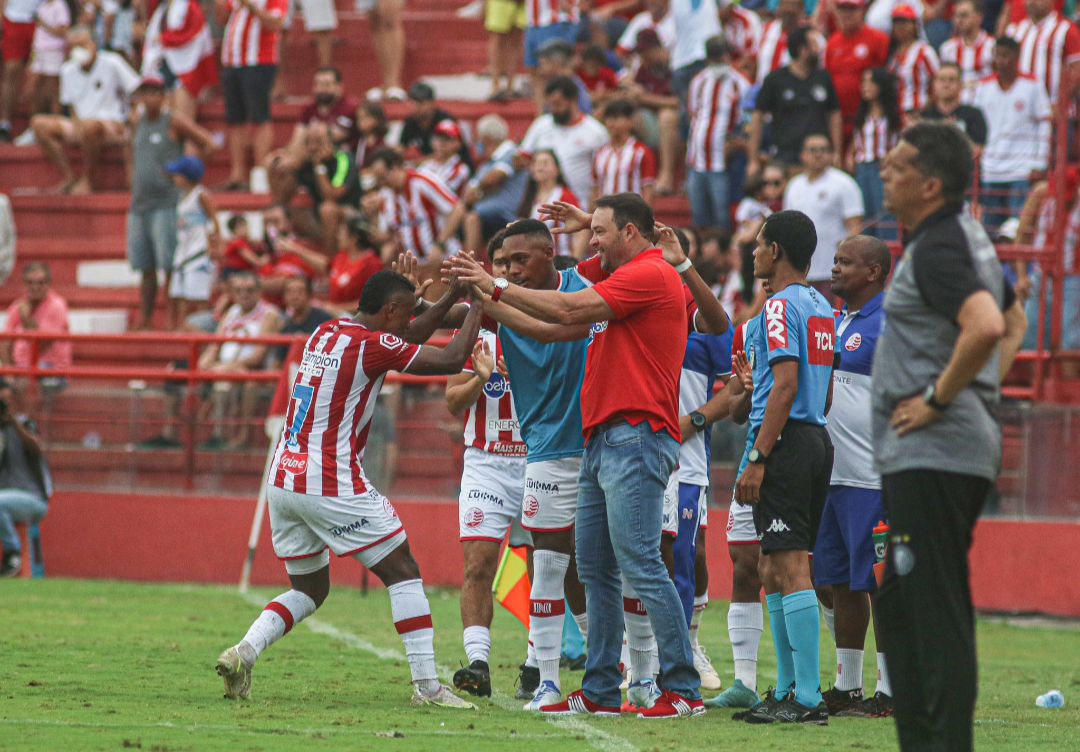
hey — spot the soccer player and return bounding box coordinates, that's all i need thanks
[215,271,484,709]
[735,210,835,725]
[814,235,893,718]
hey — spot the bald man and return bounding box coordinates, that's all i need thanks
[814,236,894,719]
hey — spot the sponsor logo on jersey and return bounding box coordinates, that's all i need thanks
[845,332,863,351]
[766,518,790,533]
[589,321,608,340]
[808,315,836,365]
[464,507,485,528]
[765,299,788,350]
[330,518,370,536]
[380,333,409,352]
[383,497,398,519]
[526,479,559,493]
[682,507,695,520]
[489,441,527,457]
[280,448,308,474]
[522,494,539,517]
[298,348,342,378]
[467,489,505,506]
[482,374,512,400]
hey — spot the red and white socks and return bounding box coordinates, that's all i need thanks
[835,648,864,692]
[529,550,569,689]
[388,579,440,696]
[622,576,658,682]
[462,625,491,665]
[727,601,763,692]
[238,589,317,667]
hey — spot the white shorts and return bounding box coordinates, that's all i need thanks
[521,456,581,532]
[268,484,406,569]
[662,469,679,537]
[169,258,215,301]
[458,447,526,541]
[30,47,64,76]
[293,0,338,30]
[726,494,760,545]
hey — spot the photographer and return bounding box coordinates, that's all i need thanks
[0,378,51,577]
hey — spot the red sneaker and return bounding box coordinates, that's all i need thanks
[540,689,621,716]
[636,690,706,719]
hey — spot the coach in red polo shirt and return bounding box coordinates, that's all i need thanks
[447,193,705,718]
[825,0,889,139]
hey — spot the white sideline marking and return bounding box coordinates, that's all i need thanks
[239,592,635,752]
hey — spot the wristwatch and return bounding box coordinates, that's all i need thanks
[747,448,767,465]
[491,277,509,302]
[689,411,707,430]
[922,383,950,411]
[314,164,328,176]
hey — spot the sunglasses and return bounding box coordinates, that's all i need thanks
[765,180,783,187]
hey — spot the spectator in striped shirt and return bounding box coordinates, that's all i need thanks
[686,37,751,230]
[847,68,901,239]
[419,119,474,197]
[524,0,581,111]
[887,4,939,118]
[517,149,587,257]
[939,0,995,105]
[1004,0,1080,105]
[590,99,657,208]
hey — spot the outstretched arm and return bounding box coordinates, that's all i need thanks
[656,223,728,334]
[484,298,591,342]
[405,296,486,375]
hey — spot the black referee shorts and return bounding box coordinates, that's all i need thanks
[222,64,277,125]
[752,420,833,554]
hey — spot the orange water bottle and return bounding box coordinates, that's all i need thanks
[872,520,889,587]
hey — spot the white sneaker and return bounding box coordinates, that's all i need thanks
[215,646,252,699]
[383,86,407,101]
[411,684,476,709]
[365,87,384,102]
[619,667,631,691]
[693,645,722,691]
[523,680,561,711]
[455,0,483,17]
[627,678,661,709]
[13,129,35,146]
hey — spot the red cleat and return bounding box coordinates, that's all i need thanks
[636,690,706,719]
[540,689,621,716]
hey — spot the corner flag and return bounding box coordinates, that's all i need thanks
[493,545,531,628]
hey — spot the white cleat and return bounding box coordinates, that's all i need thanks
[693,645,722,691]
[410,684,476,709]
[627,678,662,709]
[523,680,562,711]
[215,646,252,700]
[619,667,631,691]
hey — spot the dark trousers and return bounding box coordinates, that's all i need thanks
[875,469,990,752]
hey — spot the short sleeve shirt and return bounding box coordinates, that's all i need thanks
[754,67,840,163]
[5,291,72,368]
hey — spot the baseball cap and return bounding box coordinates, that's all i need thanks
[408,81,435,102]
[164,155,205,184]
[137,75,166,91]
[635,28,662,53]
[891,3,919,20]
[433,119,461,140]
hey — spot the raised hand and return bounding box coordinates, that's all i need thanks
[392,250,421,286]
[538,201,592,235]
[496,355,509,380]
[471,340,494,382]
[448,252,497,295]
[732,350,754,395]
[655,222,688,267]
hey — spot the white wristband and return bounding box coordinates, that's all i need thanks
[674,258,693,273]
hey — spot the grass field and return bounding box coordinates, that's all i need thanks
[2,579,1079,752]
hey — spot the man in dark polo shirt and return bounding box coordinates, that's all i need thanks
[920,64,987,159]
[873,122,1027,752]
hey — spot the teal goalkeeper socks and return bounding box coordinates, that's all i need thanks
[765,592,795,699]
[782,590,822,707]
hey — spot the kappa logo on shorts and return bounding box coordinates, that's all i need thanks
[845,332,863,351]
[464,507,485,528]
[383,497,398,519]
[522,495,539,518]
[765,518,791,533]
[279,448,308,474]
[765,299,789,350]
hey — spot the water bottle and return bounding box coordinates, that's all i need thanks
[873,521,890,563]
[1036,690,1064,708]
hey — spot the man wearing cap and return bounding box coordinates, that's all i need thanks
[825,0,889,141]
[419,120,475,196]
[888,4,939,116]
[397,82,464,160]
[126,74,215,330]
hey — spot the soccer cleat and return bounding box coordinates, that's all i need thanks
[821,685,864,715]
[515,663,540,700]
[215,647,252,700]
[560,653,587,671]
[626,678,662,710]
[739,686,787,723]
[540,689,621,715]
[411,684,477,709]
[619,666,631,691]
[637,690,706,719]
[523,680,562,711]
[836,692,894,718]
[453,660,492,698]
[773,696,829,725]
[692,645,722,691]
[704,679,760,709]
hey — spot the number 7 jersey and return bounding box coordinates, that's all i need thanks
[269,319,420,496]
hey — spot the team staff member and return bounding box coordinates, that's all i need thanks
[736,210,835,726]
[873,122,1026,752]
[814,235,893,718]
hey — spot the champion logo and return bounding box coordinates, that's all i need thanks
[845,332,863,351]
[383,497,398,519]
[766,518,790,533]
[280,449,308,474]
[765,298,788,350]
[523,495,539,518]
[464,507,484,528]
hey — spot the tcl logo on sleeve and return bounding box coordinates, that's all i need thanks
[807,316,836,365]
[765,299,788,350]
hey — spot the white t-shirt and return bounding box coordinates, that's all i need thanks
[782,167,864,281]
[973,74,1051,182]
[59,50,141,122]
[519,113,610,202]
[670,0,722,71]
[3,0,43,23]
[865,0,926,36]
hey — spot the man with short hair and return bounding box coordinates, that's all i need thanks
[875,120,1026,752]
[292,121,362,250]
[756,0,818,86]
[275,276,334,356]
[591,99,657,208]
[462,114,528,252]
[522,0,580,111]
[1,262,71,370]
[782,134,864,296]
[396,82,462,160]
[30,26,140,194]
[535,39,592,114]
[1005,0,1080,103]
[920,63,988,159]
[825,0,889,139]
[939,0,995,104]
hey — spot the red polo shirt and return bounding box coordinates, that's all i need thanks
[825,24,890,123]
[581,248,688,442]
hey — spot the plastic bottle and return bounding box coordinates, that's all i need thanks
[873,521,890,563]
[1036,690,1064,708]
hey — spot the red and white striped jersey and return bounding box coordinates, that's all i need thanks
[591,137,657,198]
[221,0,286,68]
[889,41,939,113]
[382,169,461,257]
[1007,11,1080,101]
[724,6,763,62]
[461,329,525,456]
[939,32,995,104]
[269,319,420,497]
[418,155,472,196]
[687,66,751,173]
[532,185,581,256]
[756,21,824,85]
[1034,193,1080,272]
[526,0,579,28]
[853,116,897,163]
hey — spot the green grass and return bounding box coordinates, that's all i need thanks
[2,579,1079,752]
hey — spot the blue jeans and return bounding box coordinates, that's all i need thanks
[687,169,730,230]
[672,483,703,624]
[1022,271,1080,350]
[0,489,48,554]
[576,421,700,706]
[855,160,895,241]
[127,207,178,272]
[523,22,578,68]
[979,179,1028,235]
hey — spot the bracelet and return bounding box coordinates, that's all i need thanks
[674,258,693,273]
[314,164,328,176]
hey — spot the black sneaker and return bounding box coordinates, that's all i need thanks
[740,687,786,724]
[0,125,11,144]
[773,696,829,725]
[821,685,864,715]
[560,653,587,671]
[837,691,894,718]
[515,663,540,700]
[0,551,21,577]
[453,660,491,698]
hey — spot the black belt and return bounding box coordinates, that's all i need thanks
[594,416,629,434]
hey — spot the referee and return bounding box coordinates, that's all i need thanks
[873,122,1027,752]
